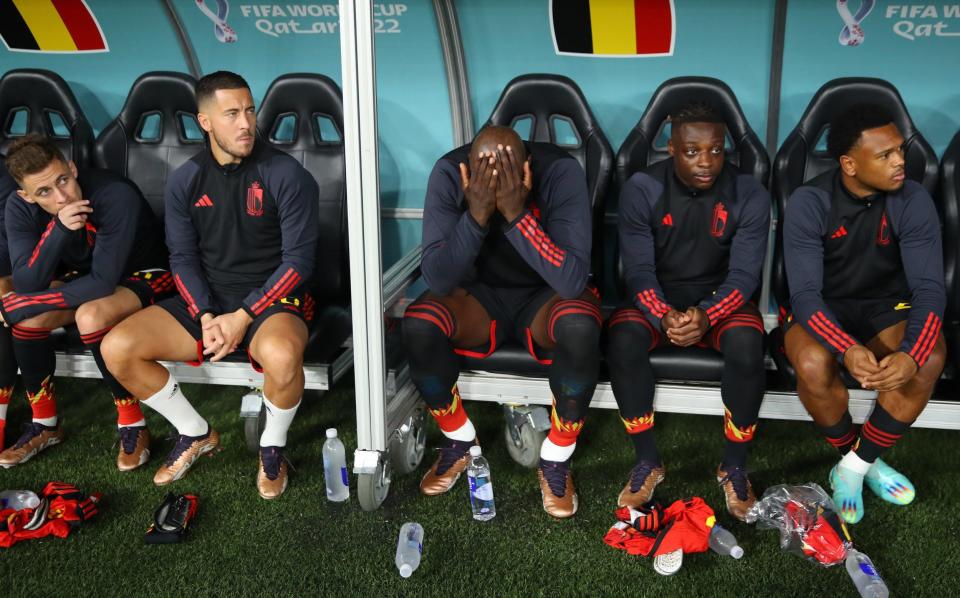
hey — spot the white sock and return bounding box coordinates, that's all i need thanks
[441,418,476,442]
[260,395,300,447]
[140,373,208,437]
[118,419,146,429]
[33,415,57,427]
[540,438,575,462]
[839,450,872,476]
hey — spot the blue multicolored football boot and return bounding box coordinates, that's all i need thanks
[865,457,915,505]
[829,463,865,524]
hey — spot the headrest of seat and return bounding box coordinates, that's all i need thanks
[616,76,769,188]
[484,74,613,211]
[111,71,198,145]
[486,74,604,149]
[93,72,201,219]
[258,73,343,151]
[0,69,94,167]
[773,77,938,199]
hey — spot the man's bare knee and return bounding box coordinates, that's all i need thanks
[101,324,140,372]
[793,345,839,391]
[75,301,112,334]
[256,336,304,385]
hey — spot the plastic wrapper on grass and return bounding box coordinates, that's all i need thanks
[745,483,853,567]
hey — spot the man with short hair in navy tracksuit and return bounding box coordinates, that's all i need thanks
[403,125,601,518]
[102,71,319,500]
[0,135,171,471]
[606,101,770,521]
[783,103,946,525]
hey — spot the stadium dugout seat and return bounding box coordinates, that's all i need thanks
[613,76,771,382]
[768,78,941,385]
[453,73,613,374]
[256,73,351,367]
[94,71,202,217]
[940,130,960,375]
[0,68,94,167]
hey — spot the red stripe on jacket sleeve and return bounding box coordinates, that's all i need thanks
[174,274,200,318]
[28,220,58,268]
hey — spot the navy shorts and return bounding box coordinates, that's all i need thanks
[455,282,557,362]
[118,269,177,308]
[784,297,911,344]
[55,267,175,308]
[156,291,314,370]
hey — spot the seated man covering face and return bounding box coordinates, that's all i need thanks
[102,71,319,500]
[783,104,946,525]
[0,158,21,450]
[606,102,771,521]
[0,135,171,470]
[404,125,601,518]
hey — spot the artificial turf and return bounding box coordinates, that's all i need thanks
[0,376,957,596]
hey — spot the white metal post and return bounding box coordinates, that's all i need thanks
[340,0,388,465]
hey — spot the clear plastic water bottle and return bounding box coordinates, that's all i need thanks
[846,548,889,598]
[395,522,424,578]
[466,445,496,521]
[0,490,39,510]
[709,524,744,559]
[322,428,349,502]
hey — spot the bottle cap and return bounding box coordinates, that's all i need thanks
[469,445,482,457]
[730,545,744,559]
[399,564,413,578]
[326,428,337,439]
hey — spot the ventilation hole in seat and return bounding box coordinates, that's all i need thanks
[5,108,28,136]
[510,115,533,140]
[45,110,70,138]
[135,112,162,142]
[315,114,341,142]
[178,112,204,141]
[271,113,297,143]
[814,125,830,154]
[550,115,580,147]
[653,122,671,150]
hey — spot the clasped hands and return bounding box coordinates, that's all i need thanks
[661,307,710,346]
[200,309,253,362]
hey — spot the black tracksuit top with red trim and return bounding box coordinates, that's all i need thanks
[619,159,770,329]
[165,142,319,320]
[421,141,591,299]
[1,168,167,325]
[0,159,14,277]
[784,168,945,366]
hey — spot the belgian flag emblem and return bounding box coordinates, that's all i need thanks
[551,0,674,56]
[0,0,108,53]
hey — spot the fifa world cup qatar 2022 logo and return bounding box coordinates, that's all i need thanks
[836,0,875,46]
[196,0,237,43]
